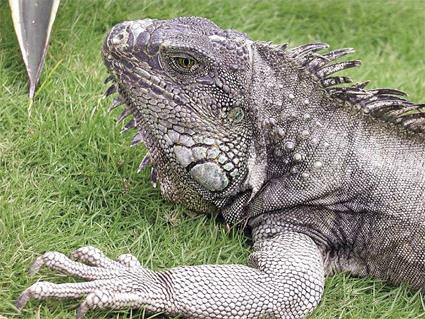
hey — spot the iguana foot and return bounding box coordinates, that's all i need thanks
[16,247,164,318]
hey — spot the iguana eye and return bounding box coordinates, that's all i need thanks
[171,55,198,72]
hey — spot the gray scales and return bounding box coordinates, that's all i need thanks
[17,17,425,318]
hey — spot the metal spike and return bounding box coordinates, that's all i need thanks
[121,118,137,133]
[137,153,151,173]
[105,84,117,97]
[104,75,115,84]
[108,96,124,112]
[10,0,60,98]
[150,167,158,188]
[131,132,145,147]
[116,108,132,123]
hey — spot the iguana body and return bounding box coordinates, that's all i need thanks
[17,17,425,318]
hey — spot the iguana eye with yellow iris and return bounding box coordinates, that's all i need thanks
[172,56,198,71]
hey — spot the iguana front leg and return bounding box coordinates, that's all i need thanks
[17,232,324,319]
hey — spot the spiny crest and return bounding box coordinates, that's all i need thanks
[103,81,158,186]
[286,42,425,135]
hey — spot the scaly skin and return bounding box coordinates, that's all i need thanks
[17,17,425,318]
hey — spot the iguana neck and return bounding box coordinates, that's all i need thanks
[246,43,349,184]
[219,43,355,226]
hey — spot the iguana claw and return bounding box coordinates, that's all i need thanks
[16,247,158,317]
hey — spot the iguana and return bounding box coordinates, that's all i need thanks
[17,17,425,319]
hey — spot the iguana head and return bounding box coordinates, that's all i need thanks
[102,17,255,213]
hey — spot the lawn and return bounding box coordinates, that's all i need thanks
[1,0,424,318]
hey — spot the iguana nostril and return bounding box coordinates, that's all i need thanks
[111,32,126,45]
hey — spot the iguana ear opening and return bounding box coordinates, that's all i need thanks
[228,107,245,124]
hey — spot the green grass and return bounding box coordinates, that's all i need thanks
[1,0,424,318]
